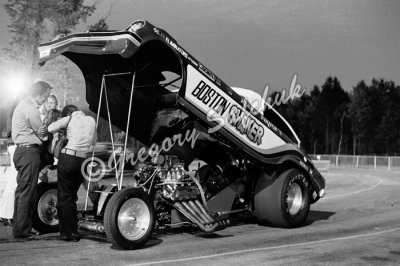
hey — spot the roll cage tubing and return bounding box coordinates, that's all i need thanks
[84,72,135,211]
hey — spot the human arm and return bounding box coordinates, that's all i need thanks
[48,116,71,133]
[25,105,44,133]
[23,102,48,140]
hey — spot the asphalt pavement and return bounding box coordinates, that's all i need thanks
[0,168,399,265]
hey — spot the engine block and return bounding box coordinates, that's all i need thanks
[171,185,200,201]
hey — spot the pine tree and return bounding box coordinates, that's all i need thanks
[317,77,349,154]
[4,0,95,75]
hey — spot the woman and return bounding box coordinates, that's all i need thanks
[39,95,58,121]
[41,109,62,167]
[48,105,96,241]
[38,109,62,182]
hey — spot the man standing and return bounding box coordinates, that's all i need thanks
[12,81,51,239]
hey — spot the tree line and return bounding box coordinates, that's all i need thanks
[1,1,398,156]
[271,77,400,156]
[0,0,109,107]
[0,0,110,138]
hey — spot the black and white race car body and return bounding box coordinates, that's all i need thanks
[37,20,325,249]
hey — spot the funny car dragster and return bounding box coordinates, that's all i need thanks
[36,20,326,249]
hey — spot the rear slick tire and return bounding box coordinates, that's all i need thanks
[104,188,155,250]
[253,168,310,228]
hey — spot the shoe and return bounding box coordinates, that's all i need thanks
[3,219,13,227]
[14,231,40,239]
[59,233,81,242]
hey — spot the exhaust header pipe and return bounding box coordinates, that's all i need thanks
[78,220,105,233]
[173,200,229,233]
[174,202,218,233]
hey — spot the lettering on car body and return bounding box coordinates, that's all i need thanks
[199,64,216,82]
[186,65,286,150]
[191,80,264,145]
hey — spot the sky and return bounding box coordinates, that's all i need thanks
[0,0,399,96]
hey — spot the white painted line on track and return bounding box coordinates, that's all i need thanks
[323,174,383,200]
[129,227,400,266]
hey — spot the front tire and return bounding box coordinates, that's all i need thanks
[104,188,155,249]
[253,168,310,228]
[33,182,59,233]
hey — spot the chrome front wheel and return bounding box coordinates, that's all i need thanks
[104,188,155,249]
[118,198,151,241]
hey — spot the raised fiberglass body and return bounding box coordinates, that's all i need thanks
[37,20,325,249]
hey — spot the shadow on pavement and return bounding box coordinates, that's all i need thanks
[306,210,335,225]
[195,232,234,239]
[110,236,163,251]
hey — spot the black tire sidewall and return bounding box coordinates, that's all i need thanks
[280,169,310,227]
[32,182,59,233]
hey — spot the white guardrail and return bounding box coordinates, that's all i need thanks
[2,153,400,171]
[1,153,399,194]
[311,159,331,172]
[311,154,400,171]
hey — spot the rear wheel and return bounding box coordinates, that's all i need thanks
[33,182,59,233]
[253,168,310,228]
[104,188,155,249]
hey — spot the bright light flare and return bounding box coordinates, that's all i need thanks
[0,72,31,98]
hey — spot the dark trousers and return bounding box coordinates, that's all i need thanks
[57,153,85,236]
[13,146,41,237]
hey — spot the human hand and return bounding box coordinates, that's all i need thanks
[37,126,48,138]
